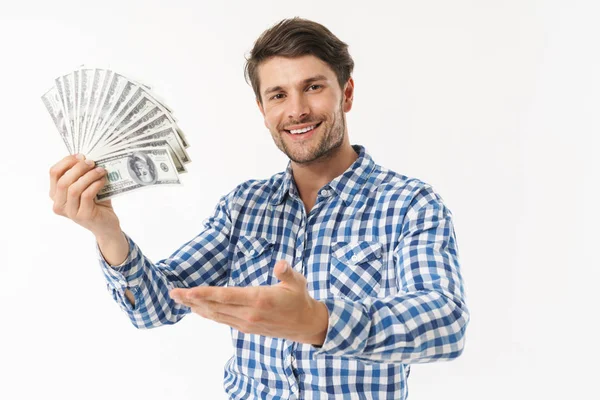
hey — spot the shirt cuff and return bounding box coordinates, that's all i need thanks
[97,232,143,291]
[311,296,371,358]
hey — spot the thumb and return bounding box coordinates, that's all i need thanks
[274,260,303,287]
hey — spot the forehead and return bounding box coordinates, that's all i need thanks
[258,55,336,91]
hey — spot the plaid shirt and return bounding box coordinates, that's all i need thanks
[99,144,470,400]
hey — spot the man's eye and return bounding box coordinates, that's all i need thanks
[307,84,322,91]
[270,94,285,100]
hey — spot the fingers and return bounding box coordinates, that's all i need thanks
[78,171,109,217]
[53,158,98,216]
[64,166,107,219]
[190,305,249,332]
[49,154,80,199]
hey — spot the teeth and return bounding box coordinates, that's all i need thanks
[289,125,316,134]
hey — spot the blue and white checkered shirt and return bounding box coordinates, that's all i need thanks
[99,144,470,400]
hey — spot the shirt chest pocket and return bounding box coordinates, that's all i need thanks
[329,240,383,301]
[229,236,275,287]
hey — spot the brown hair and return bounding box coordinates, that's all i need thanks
[244,17,354,103]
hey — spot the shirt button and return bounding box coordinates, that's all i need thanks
[249,249,256,255]
[220,200,226,207]
[321,189,330,197]
[351,255,359,262]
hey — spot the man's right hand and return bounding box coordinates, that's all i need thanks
[49,154,120,238]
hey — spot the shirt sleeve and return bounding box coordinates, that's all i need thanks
[312,184,470,364]
[98,191,234,329]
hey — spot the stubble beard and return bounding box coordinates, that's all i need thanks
[274,103,346,165]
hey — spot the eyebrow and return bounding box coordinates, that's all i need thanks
[263,75,328,97]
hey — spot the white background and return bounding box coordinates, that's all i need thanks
[0,0,598,399]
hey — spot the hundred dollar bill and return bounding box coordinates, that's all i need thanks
[41,87,74,154]
[82,69,104,151]
[78,68,94,154]
[100,138,186,173]
[53,77,74,152]
[88,122,189,166]
[84,70,113,151]
[59,73,76,152]
[95,148,181,201]
[81,68,101,151]
[73,69,81,153]
[176,126,189,148]
[105,123,189,163]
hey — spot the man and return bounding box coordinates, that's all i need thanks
[49,18,469,400]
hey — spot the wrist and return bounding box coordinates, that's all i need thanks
[95,228,130,267]
[94,225,123,244]
[305,299,329,346]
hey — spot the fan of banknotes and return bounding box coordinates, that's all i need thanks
[42,68,190,201]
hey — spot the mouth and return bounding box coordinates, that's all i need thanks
[283,122,322,139]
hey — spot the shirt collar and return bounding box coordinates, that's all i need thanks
[269,144,376,207]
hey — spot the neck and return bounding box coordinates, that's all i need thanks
[290,138,358,210]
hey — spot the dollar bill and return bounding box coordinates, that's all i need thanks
[81,69,101,151]
[176,126,189,148]
[95,148,181,201]
[78,68,94,154]
[82,69,103,151]
[85,69,112,150]
[42,87,74,154]
[93,124,189,167]
[100,138,186,173]
[73,69,81,153]
[60,73,76,152]
[53,77,74,153]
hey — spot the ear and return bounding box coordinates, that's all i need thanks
[342,77,354,113]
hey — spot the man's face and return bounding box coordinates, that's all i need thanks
[257,55,354,164]
[134,160,152,183]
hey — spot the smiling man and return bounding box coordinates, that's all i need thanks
[49,17,470,400]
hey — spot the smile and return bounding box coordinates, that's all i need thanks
[284,122,322,136]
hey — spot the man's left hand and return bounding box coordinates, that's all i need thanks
[169,260,329,346]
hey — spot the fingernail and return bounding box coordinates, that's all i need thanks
[85,159,95,166]
[75,154,84,161]
[95,166,105,173]
[281,262,288,273]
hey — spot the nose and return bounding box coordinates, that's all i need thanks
[287,93,309,121]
